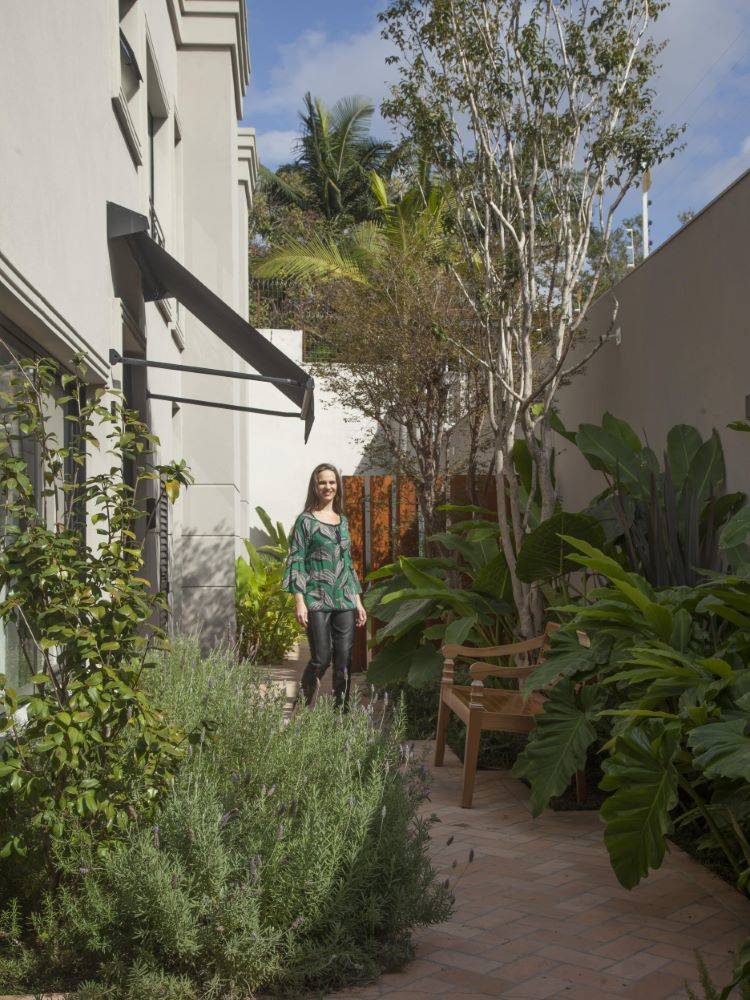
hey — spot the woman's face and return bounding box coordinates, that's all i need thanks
[315,469,338,505]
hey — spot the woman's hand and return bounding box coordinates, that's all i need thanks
[356,598,367,628]
[295,594,308,628]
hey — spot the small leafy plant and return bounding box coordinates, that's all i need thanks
[236,506,301,663]
[0,348,192,890]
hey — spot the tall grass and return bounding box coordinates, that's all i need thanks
[0,640,451,998]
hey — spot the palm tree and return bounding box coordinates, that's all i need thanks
[263,93,393,225]
[253,167,454,285]
[254,171,479,544]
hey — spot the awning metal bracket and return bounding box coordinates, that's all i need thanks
[109,350,315,422]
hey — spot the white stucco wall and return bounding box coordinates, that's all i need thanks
[247,330,381,539]
[0,0,254,644]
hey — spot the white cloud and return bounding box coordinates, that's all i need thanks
[254,129,299,167]
[249,25,398,166]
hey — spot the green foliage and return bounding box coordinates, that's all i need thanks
[513,538,750,903]
[364,507,514,689]
[515,512,604,584]
[575,415,746,585]
[0,351,191,889]
[0,640,452,997]
[235,507,301,664]
[265,93,394,225]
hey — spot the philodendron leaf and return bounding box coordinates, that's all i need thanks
[512,680,603,817]
[473,550,513,602]
[600,723,680,889]
[516,512,605,584]
[688,719,750,781]
[407,644,444,688]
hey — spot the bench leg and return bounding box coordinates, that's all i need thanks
[434,692,450,766]
[461,715,482,808]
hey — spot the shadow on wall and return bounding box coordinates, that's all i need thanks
[177,528,239,653]
[353,427,396,476]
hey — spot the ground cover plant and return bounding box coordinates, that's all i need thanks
[0,640,452,998]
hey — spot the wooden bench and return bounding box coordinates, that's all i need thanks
[434,625,558,808]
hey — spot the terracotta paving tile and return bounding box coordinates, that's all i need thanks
[426,947,503,974]
[546,962,632,992]
[500,973,578,997]
[619,969,690,998]
[494,954,558,982]
[329,741,750,1000]
[592,934,656,960]
[536,943,615,971]
[606,951,671,980]
[437,967,514,995]
[376,959,444,988]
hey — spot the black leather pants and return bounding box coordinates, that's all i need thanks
[302,609,356,708]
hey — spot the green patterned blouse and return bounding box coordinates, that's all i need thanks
[283,512,362,611]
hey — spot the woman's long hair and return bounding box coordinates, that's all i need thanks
[304,463,344,516]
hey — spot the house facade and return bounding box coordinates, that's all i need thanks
[0,0,311,685]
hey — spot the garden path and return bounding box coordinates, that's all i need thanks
[331,745,750,1000]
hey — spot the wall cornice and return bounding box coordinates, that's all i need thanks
[237,126,258,209]
[0,251,109,381]
[166,0,250,118]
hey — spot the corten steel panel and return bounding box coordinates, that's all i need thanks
[369,475,394,572]
[343,475,366,580]
[396,477,419,557]
[367,475,394,676]
[343,475,367,674]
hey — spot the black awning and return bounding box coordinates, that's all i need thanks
[107,201,314,440]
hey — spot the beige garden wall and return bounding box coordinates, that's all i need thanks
[555,167,750,513]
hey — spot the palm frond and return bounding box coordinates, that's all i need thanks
[252,234,369,285]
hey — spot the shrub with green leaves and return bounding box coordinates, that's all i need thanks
[236,506,301,663]
[512,537,750,990]
[0,350,191,897]
[571,413,746,585]
[0,639,451,998]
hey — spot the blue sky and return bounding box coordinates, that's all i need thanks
[243,0,750,250]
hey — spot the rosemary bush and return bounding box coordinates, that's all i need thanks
[1,640,451,998]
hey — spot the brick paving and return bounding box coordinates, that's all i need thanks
[330,744,750,1000]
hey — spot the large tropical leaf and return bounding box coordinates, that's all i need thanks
[367,629,421,685]
[602,412,642,453]
[443,616,477,646]
[575,423,646,494]
[374,598,434,641]
[666,424,703,491]
[720,506,750,551]
[516,512,605,584]
[513,681,604,816]
[399,556,448,590]
[407,644,444,688]
[599,723,680,889]
[472,550,513,603]
[685,430,726,504]
[688,719,750,781]
[521,629,603,695]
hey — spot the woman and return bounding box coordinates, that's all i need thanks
[283,463,367,708]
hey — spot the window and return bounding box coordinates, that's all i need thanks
[0,320,39,695]
[113,0,143,166]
